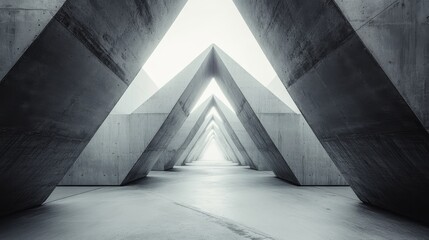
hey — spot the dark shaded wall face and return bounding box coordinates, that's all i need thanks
[233,0,429,224]
[0,0,186,216]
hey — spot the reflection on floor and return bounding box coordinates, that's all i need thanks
[0,166,428,240]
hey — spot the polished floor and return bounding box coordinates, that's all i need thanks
[0,166,428,239]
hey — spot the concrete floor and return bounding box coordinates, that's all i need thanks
[0,166,428,240]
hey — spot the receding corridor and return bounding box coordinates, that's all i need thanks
[1,165,427,240]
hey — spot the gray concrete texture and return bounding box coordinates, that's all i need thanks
[215,97,269,170]
[233,0,429,223]
[0,0,186,216]
[152,97,214,171]
[213,46,346,185]
[61,48,213,185]
[65,45,345,187]
[183,118,242,165]
[0,0,66,80]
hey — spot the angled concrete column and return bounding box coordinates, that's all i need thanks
[0,0,186,215]
[61,48,212,185]
[183,118,241,164]
[211,104,254,167]
[159,98,216,170]
[234,0,429,222]
[185,126,237,164]
[152,97,214,171]
[193,134,236,164]
[122,48,215,184]
[214,47,345,185]
[214,97,269,170]
[211,118,246,165]
[176,113,229,166]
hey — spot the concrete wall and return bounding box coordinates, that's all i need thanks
[259,113,345,185]
[61,115,130,185]
[234,0,429,223]
[0,0,186,215]
[60,112,167,185]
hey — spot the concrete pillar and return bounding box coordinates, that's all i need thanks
[0,0,186,215]
[234,0,429,223]
[214,97,269,170]
[214,46,346,185]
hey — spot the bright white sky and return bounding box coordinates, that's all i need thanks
[143,0,276,87]
[194,78,234,113]
[143,0,300,113]
[201,138,226,161]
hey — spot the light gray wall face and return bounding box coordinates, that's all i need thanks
[0,0,66,80]
[258,113,345,185]
[0,0,186,216]
[234,0,429,223]
[61,112,168,184]
[61,115,130,185]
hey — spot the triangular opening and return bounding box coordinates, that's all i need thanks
[206,107,223,123]
[199,138,227,163]
[192,78,234,113]
[141,0,299,113]
[143,0,277,88]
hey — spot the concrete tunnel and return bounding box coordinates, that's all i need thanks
[0,0,428,239]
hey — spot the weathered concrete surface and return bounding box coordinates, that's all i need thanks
[212,99,256,168]
[151,97,214,171]
[234,0,429,222]
[60,115,130,185]
[122,48,215,184]
[0,0,186,215]
[0,0,66,81]
[215,98,269,171]
[111,71,158,114]
[335,0,429,131]
[61,49,211,185]
[214,47,345,185]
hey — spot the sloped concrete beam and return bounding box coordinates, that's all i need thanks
[0,0,186,215]
[61,47,211,185]
[214,97,266,170]
[151,97,213,171]
[122,48,215,184]
[214,47,345,185]
[234,0,429,222]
